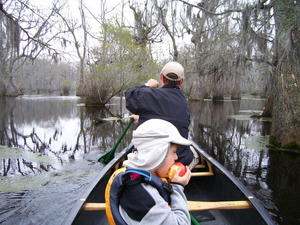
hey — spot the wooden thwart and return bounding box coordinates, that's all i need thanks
[191,171,214,176]
[194,156,206,169]
[188,200,252,211]
[82,200,252,211]
[194,164,206,169]
[191,161,214,177]
[83,203,106,211]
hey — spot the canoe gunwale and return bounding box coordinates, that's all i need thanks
[190,141,274,225]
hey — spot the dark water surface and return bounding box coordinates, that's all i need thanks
[0,96,299,225]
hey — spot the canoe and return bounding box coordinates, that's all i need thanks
[64,141,274,225]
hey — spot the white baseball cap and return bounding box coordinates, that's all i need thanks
[123,119,191,171]
[160,61,185,81]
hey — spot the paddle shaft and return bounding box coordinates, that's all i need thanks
[111,119,133,152]
[98,119,134,163]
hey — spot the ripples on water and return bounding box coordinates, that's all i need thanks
[0,151,105,225]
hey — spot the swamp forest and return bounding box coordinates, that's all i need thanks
[0,0,299,225]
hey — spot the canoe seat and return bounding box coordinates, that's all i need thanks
[82,200,252,211]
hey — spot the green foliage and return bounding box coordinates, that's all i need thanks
[83,23,159,105]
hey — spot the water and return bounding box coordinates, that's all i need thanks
[0,95,299,225]
[0,157,103,225]
[0,96,132,224]
[189,99,300,225]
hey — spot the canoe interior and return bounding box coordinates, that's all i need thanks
[187,173,266,225]
[71,144,271,225]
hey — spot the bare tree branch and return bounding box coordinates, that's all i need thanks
[176,0,273,16]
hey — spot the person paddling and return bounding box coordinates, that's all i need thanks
[125,61,197,167]
[105,119,192,225]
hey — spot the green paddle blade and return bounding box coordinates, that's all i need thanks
[98,150,115,164]
[98,119,134,164]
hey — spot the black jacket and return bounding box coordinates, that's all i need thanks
[125,85,193,165]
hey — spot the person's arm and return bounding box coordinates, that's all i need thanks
[125,80,157,114]
[139,184,190,225]
[169,183,191,224]
[124,86,147,114]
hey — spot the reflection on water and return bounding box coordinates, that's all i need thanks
[0,96,131,177]
[189,99,300,225]
[0,95,299,225]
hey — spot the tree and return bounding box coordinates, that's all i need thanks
[129,0,162,49]
[83,23,158,105]
[179,0,242,100]
[270,0,300,147]
[15,59,77,95]
[0,0,20,95]
[155,0,180,60]
[177,0,299,147]
[0,0,65,96]
[56,0,88,95]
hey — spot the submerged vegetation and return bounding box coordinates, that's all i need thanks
[245,136,270,151]
[0,145,55,165]
[268,136,300,153]
[228,114,272,122]
[228,106,272,122]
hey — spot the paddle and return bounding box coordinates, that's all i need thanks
[191,214,201,225]
[98,118,134,164]
[101,117,126,121]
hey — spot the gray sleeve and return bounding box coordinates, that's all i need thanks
[169,184,191,224]
[138,183,191,225]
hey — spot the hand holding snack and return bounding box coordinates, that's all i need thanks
[168,162,191,186]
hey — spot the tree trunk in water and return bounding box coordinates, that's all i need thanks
[211,68,224,101]
[231,65,241,100]
[271,0,300,147]
[76,59,85,96]
[262,72,274,117]
[0,74,22,97]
